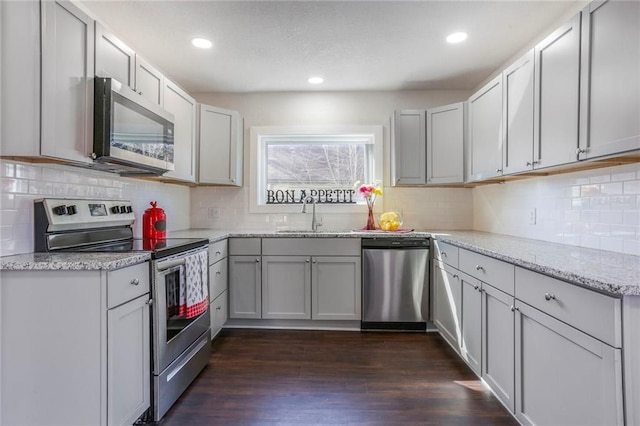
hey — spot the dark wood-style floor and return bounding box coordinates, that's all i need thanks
[159,329,517,425]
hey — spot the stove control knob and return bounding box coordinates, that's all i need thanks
[110,206,120,214]
[67,205,77,215]
[52,205,68,215]
[119,205,128,214]
[126,205,133,213]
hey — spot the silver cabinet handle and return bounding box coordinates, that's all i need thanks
[510,305,515,312]
[312,260,317,264]
[146,299,153,305]
[496,168,502,173]
[474,284,479,290]
[255,258,260,263]
[526,161,532,166]
[216,250,221,255]
[306,258,310,263]
[216,271,221,275]
[231,178,236,183]
[576,148,586,154]
[452,274,459,279]
[544,293,556,301]
[130,278,140,286]
[216,306,222,310]
[475,265,484,272]
[441,251,447,257]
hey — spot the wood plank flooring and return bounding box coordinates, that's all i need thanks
[159,329,517,425]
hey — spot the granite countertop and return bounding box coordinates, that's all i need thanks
[167,228,432,241]
[0,252,151,271]
[433,231,640,297]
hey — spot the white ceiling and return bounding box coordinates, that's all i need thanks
[80,1,581,93]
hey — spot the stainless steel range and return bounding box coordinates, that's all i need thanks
[34,198,211,421]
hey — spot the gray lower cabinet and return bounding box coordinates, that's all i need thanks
[0,262,151,425]
[460,272,482,375]
[210,290,228,338]
[229,255,262,319]
[312,256,361,320]
[515,301,623,426]
[209,239,228,338]
[433,260,461,353]
[262,255,312,319]
[482,283,515,413]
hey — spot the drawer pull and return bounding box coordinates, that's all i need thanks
[216,250,222,255]
[306,258,310,263]
[216,271,221,275]
[475,265,484,272]
[452,274,459,279]
[216,306,222,310]
[256,258,260,263]
[474,284,479,290]
[441,251,447,257]
[146,299,153,306]
[544,293,556,301]
[130,278,140,286]
[510,305,515,312]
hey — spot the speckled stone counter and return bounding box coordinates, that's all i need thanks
[167,229,431,241]
[0,252,150,271]
[433,231,640,297]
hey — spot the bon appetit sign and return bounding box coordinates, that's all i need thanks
[266,189,357,204]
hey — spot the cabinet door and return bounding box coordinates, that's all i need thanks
[135,55,164,107]
[391,110,426,185]
[460,273,482,375]
[426,103,464,184]
[262,256,311,319]
[579,0,640,159]
[468,75,503,181]
[502,50,535,175]
[229,255,262,319]
[482,284,515,413]
[534,13,581,168]
[210,290,228,340]
[198,104,243,186]
[163,79,196,182]
[515,301,624,426]
[95,22,135,87]
[433,261,461,352]
[107,295,151,426]
[40,0,94,164]
[312,256,361,320]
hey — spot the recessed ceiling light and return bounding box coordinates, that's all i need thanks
[308,76,324,85]
[191,38,212,49]
[446,32,468,44]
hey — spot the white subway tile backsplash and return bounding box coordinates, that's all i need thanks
[600,210,623,225]
[600,182,623,195]
[612,171,636,182]
[0,160,190,256]
[624,181,640,194]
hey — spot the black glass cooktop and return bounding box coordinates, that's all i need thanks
[69,237,208,259]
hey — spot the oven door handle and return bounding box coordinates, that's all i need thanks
[156,258,186,272]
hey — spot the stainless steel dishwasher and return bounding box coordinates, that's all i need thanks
[361,238,430,330]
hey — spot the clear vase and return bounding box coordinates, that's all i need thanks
[364,204,376,230]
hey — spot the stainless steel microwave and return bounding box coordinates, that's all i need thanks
[93,77,175,175]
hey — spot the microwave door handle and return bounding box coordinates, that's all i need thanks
[157,259,186,272]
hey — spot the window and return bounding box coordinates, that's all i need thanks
[250,125,383,213]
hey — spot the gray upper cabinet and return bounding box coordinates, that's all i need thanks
[534,13,581,169]
[468,75,503,181]
[163,79,197,182]
[95,22,135,87]
[391,110,426,185]
[502,50,535,175]
[41,0,95,164]
[579,0,640,160]
[3,0,97,164]
[135,55,164,107]
[198,104,244,186]
[426,103,465,184]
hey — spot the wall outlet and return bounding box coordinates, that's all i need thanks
[529,208,537,225]
[208,207,220,219]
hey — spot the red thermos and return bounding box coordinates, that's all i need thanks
[142,201,167,239]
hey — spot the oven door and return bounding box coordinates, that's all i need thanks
[152,247,210,374]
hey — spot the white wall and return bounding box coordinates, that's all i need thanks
[191,90,474,231]
[474,163,640,255]
[0,160,190,256]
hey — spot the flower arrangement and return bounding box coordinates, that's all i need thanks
[355,181,383,230]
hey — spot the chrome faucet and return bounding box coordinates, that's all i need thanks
[301,196,322,231]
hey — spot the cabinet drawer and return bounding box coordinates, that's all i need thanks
[262,238,360,256]
[210,290,228,340]
[108,262,150,308]
[209,258,228,300]
[208,239,228,265]
[434,240,459,267]
[459,249,514,295]
[515,267,621,347]
[229,238,261,255]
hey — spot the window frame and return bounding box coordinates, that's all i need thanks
[249,125,384,214]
